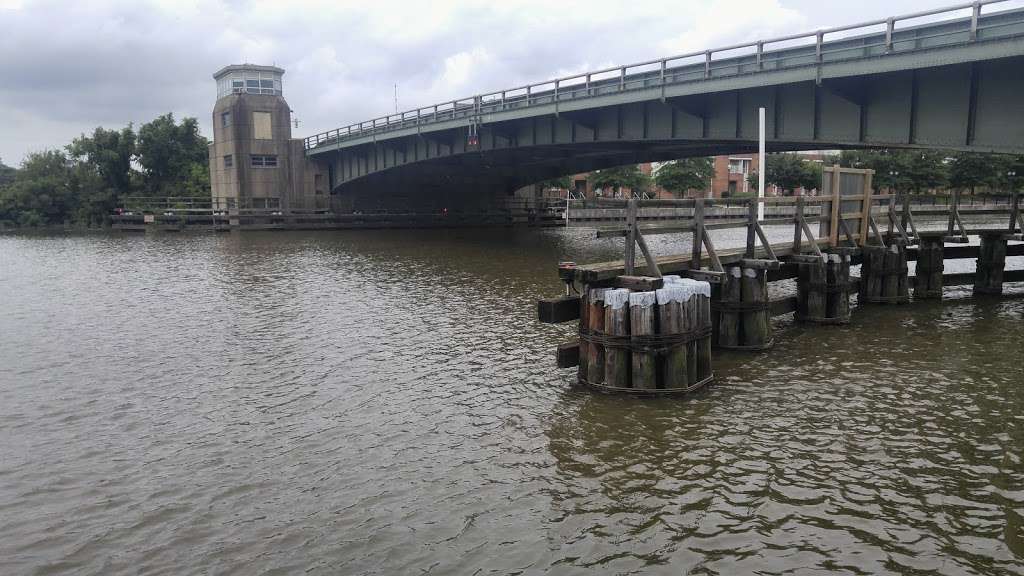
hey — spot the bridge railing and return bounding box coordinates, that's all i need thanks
[304,0,1024,151]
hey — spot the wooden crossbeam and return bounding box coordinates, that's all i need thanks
[868,214,887,248]
[703,229,723,272]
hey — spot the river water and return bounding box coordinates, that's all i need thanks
[1,226,1022,575]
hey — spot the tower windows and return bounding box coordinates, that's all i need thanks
[251,155,278,168]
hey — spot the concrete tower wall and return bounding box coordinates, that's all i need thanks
[209,64,327,213]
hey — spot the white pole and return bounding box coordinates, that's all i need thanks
[758,107,766,221]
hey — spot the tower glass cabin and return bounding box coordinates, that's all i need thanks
[208,64,325,215]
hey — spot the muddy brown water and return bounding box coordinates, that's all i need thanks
[1,223,1022,575]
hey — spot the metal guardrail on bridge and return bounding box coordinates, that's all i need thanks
[305,0,1024,151]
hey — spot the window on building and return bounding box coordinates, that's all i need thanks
[224,154,233,168]
[231,80,244,93]
[253,112,272,140]
[251,155,278,168]
[728,158,751,175]
[221,111,232,128]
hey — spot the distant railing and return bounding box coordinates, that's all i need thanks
[305,0,1024,150]
[117,196,329,214]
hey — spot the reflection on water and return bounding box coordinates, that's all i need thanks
[0,228,1022,575]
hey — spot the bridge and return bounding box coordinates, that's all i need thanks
[305,1,1024,212]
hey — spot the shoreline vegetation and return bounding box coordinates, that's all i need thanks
[0,113,208,230]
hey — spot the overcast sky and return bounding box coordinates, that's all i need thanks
[2,0,1018,165]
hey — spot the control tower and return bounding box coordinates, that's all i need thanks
[208,64,325,213]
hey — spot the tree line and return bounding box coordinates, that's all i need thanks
[541,149,1024,198]
[749,149,1024,196]
[0,114,209,228]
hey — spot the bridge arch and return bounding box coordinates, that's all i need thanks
[306,4,1024,211]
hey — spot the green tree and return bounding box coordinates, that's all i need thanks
[67,126,136,194]
[0,150,75,227]
[750,154,822,195]
[66,125,138,225]
[136,113,209,196]
[537,175,572,190]
[840,149,947,193]
[654,158,713,197]
[947,152,1015,195]
[590,165,650,197]
[0,157,16,189]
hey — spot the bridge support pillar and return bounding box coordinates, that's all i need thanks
[859,244,910,305]
[914,235,945,299]
[975,232,1007,296]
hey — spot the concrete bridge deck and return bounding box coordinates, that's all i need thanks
[303,1,1024,214]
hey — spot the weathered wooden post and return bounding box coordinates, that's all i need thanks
[586,288,608,386]
[860,246,882,302]
[716,266,741,348]
[883,243,900,299]
[914,234,944,299]
[740,265,770,348]
[975,232,1008,295]
[827,254,851,322]
[695,286,712,380]
[861,243,909,304]
[629,291,657,390]
[603,289,631,388]
[684,285,699,385]
[797,259,827,322]
[578,287,589,382]
[657,284,688,390]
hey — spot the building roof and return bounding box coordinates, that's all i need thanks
[213,64,285,79]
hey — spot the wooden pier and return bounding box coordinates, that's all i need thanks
[539,166,1024,394]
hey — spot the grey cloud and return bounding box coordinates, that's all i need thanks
[0,0,952,165]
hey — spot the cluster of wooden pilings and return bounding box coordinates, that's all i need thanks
[859,244,910,304]
[795,252,853,324]
[715,264,773,349]
[578,276,713,392]
[539,167,1024,395]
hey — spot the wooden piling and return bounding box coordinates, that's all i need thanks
[797,253,850,324]
[897,244,910,301]
[831,254,851,322]
[695,286,713,380]
[861,244,908,304]
[657,285,688,390]
[740,266,770,348]
[684,287,699,385]
[806,260,827,321]
[825,254,841,320]
[975,233,1008,295]
[914,236,944,299]
[717,266,741,348]
[578,287,589,383]
[883,244,900,300]
[861,246,882,303]
[629,291,657,390]
[603,289,631,389]
[586,288,608,386]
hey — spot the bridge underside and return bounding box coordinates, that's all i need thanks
[312,57,1024,211]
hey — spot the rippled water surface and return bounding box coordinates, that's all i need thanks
[1,227,1023,575]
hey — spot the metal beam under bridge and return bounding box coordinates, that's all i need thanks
[306,1,1024,212]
